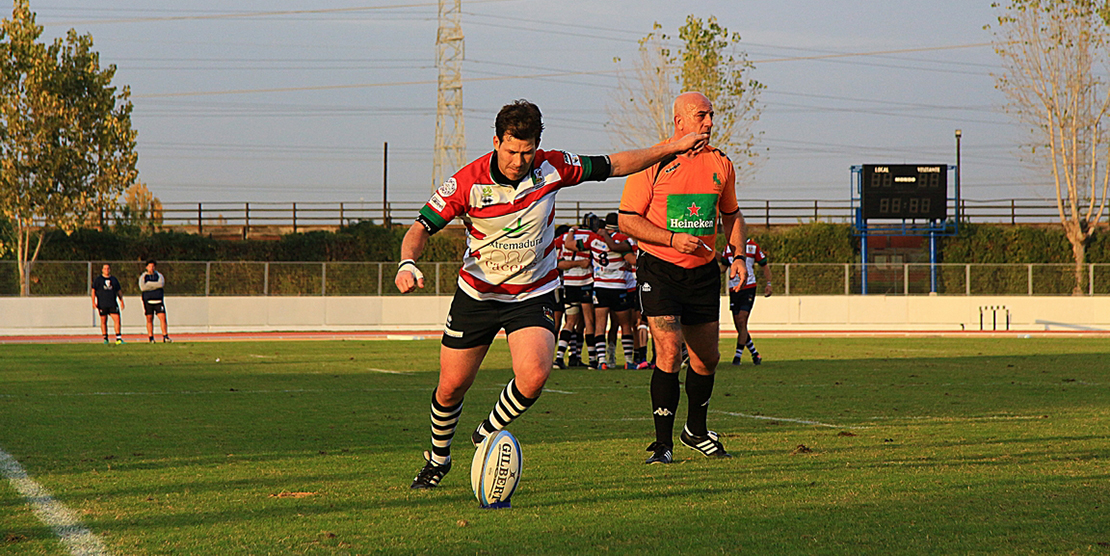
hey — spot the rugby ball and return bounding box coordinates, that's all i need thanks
[470,430,522,509]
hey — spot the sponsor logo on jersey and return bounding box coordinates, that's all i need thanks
[666,193,717,235]
[713,173,722,185]
[480,186,495,207]
[438,178,457,197]
[663,162,681,174]
[562,151,581,167]
[429,193,447,212]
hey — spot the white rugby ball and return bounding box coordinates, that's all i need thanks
[470,430,522,508]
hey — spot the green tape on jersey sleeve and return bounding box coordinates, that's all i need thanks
[418,205,448,233]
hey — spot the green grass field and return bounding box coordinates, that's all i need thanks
[1,337,1107,555]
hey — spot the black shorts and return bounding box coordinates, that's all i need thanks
[441,290,559,349]
[593,287,631,311]
[97,306,120,317]
[729,288,757,314]
[636,251,721,326]
[628,287,642,314]
[144,301,167,315]
[563,285,593,306]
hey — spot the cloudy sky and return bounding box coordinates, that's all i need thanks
[30,0,1040,211]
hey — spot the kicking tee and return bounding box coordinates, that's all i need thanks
[619,140,739,269]
[417,150,610,302]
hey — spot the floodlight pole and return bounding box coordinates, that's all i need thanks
[383,142,390,228]
[955,129,962,225]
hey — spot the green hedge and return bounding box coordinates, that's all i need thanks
[6,221,1107,266]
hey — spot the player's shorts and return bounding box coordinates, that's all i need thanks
[97,306,120,317]
[628,287,641,314]
[144,301,167,315]
[441,289,559,350]
[729,287,757,314]
[636,251,721,326]
[592,287,631,311]
[562,284,594,306]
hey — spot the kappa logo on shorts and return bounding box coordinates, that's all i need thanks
[641,282,652,293]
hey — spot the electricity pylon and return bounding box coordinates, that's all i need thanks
[432,0,465,190]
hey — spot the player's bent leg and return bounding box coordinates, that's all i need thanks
[472,326,555,445]
[411,343,489,489]
[436,344,489,406]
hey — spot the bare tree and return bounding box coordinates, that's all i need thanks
[608,16,764,181]
[989,0,1110,294]
[608,24,676,151]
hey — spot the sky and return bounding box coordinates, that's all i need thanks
[28,0,1044,213]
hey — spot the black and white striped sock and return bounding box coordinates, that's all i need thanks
[478,379,538,437]
[746,337,759,358]
[429,390,462,466]
[621,334,634,366]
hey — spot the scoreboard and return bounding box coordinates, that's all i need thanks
[860,164,948,220]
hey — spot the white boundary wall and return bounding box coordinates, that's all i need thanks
[1,295,1108,336]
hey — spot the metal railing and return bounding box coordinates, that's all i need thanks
[5,261,1109,297]
[84,198,1089,232]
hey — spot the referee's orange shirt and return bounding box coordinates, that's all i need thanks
[619,141,739,269]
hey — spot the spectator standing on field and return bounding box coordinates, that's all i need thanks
[139,260,172,343]
[92,263,125,344]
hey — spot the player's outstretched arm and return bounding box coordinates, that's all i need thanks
[607,132,708,178]
[395,222,429,293]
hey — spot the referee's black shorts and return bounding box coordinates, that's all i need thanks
[636,251,720,326]
[441,289,559,349]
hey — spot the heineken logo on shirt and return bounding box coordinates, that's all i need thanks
[667,193,717,235]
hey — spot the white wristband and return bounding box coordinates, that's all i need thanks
[397,260,424,281]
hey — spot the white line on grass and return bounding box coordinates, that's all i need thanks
[0,447,112,556]
[712,410,869,430]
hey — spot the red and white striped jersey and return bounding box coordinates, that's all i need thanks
[417,149,605,302]
[559,228,594,287]
[622,238,638,290]
[724,239,767,291]
[583,230,633,290]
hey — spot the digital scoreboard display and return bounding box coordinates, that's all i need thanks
[860,164,948,220]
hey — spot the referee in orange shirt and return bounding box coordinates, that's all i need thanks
[619,91,748,464]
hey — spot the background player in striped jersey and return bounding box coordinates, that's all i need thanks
[571,212,635,369]
[723,240,772,365]
[397,99,708,489]
[554,216,598,368]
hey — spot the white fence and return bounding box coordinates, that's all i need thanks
[5,261,1109,297]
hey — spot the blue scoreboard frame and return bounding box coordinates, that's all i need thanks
[851,164,960,295]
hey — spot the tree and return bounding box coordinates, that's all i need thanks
[608,15,764,180]
[0,0,138,295]
[117,182,163,233]
[988,0,1110,294]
